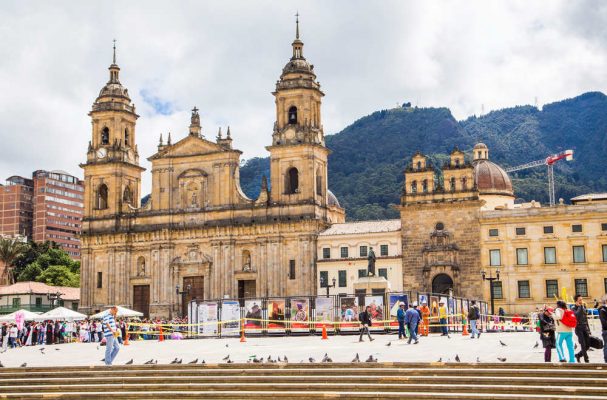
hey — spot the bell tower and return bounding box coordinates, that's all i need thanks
[81,41,145,217]
[267,15,329,206]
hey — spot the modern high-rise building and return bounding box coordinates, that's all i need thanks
[0,170,83,260]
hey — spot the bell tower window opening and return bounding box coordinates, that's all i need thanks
[101,127,109,145]
[286,167,299,194]
[410,181,417,193]
[450,177,456,192]
[123,186,133,206]
[422,179,428,193]
[316,167,323,196]
[416,161,421,170]
[97,184,108,210]
[462,177,467,190]
[288,106,298,125]
[125,128,129,146]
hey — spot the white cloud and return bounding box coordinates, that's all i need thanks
[0,0,605,194]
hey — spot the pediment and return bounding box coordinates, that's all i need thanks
[148,135,225,160]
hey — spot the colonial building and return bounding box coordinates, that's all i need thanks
[0,281,79,315]
[79,20,344,318]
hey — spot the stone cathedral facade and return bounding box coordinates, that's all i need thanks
[79,22,344,318]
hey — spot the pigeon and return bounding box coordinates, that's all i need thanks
[252,357,261,363]
[455,355,461,363]
[55,348,60,351]
[278,356,282,362]
[324,356,333,363]
[352,353,360,363]
[476,357,480,363]
[100,358,105,362]
[437,357,442,363]
[201,360,205,364]
[39,347,46,352]
[533,341,539,349]
[308,357,315,363]
[386,342,391,347]
[499,341,507,347]
[20,363,27,368]
[170,358,179,364]
[365,355,377,363]
[125,359,133,365]
[188,358,198,364]
[144,359,155,365]
[321,353,329,363]
[267,355,273,363]
[222,355,230,361]
[176,359,182,364]
[497,357,507,362]
[283,356,288,363]
[226,344,229,348]
[0,361,4,368]
[227,359,234,364]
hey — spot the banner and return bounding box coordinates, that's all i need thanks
[244,299,263,333]
[267,299,285,332]
[364,295,384,331]
[289,298,309,332]
[339,296,359,331]
[220,300,240,337]
[198,302,218,337]
[315,297,335,331]
[388,294,408,329]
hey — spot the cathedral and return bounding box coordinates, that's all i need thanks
[79,20,344,318]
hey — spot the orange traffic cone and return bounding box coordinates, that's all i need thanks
[158,325,164,342]
[462,316,469,336]
[240,320,247,343]
[321,324,328,340]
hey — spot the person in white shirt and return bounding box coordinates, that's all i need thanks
[8,325,18,348]
[553,300,575,363]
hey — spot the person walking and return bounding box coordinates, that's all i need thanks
[599,297,607,363]
[573,294,590,363]
[438,300,449,337]
[539,307,556,362]
[404,303,420,344]
[468,300,481,339]
[554,300,575,363]
[103,306,121,366]
[396,302,406,340]
[358,306,374,342]
[8,324,18,348]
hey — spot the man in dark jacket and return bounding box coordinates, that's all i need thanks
[599,297,607,363]
[573,294,590,363]
[396,303,406,340]
[404,303,420,344]
[358,306,374,342]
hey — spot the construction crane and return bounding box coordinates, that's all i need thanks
[505,150,574,207]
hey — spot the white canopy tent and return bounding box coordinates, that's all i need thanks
[0,309,43,322]
[39,306,87,321]
[90,306,143,319]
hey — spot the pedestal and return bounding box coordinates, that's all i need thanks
[352,276,391,295]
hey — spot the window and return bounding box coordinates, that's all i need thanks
[575,278,588,297]
[125,128,130,146]
[489,229,499,237]
[422,179,428,193]
[286,167,299,194]
[518,280,530,298]
[573,246,586,263]
[604,278,607,294]
[340,247,348,258]
[572,224,583,233]
[489,249,501,266]
[319,271,328,287]
[543,226,554,234]
[378,268,388,280]
[602,223,607,231]
[544,247,557,264]
[101,127,109,145]
[603,244,607,262]
[515,227,526,236]
[12,298,20,308]
[338,270,347,287]
[35,297,42,307]
[322,248,331,259]
[546,280,559,298]
[358,269,367,278]
[410,181,417,193]
[72,302,79,311]
[97,184,108,210]
[491,281,503,299]
[516,248,528,265]
[316,167,322,196]
[450,177,456,192]
[288,106,297,124]
[359,246,368,257]
[289,260,296,280]
[380,245,388,256]
[97,271,103,289]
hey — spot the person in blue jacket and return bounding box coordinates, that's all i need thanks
[404,302,420,344]
[396,302,406,340]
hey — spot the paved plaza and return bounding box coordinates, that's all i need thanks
[1,330,606,367]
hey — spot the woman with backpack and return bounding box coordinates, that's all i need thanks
[554,300,576,363]
[539,307,556,362]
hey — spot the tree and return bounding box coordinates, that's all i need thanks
[36,265,79,287]
[12,241,59,279]
[17,262,43,282]
[0,238,27,284]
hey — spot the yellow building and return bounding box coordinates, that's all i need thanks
[316,219,402,296]
[79,20,344,318]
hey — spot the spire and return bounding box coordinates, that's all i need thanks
[108,39,120,83]
[159,133,163,145]
[112,39,117,65]
[167,132,172,145]
[292,12,304,59]
[189,106,201,137]
[226,126,231,139]
[216,127,222,141]
[295,11,300,39]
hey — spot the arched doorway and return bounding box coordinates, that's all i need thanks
[432,273,453,294]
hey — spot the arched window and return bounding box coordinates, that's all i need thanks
[137,256,146,276]
[288,106,298,125]
[416,161,421,170]
[125,128,130,146]
[411,181,417,193]
[462,177,467,190]
[455,158,460,167]
[286,167,299,194]
[123,186,133,206]
[97,184,108,210]
[422,179,428,193]
[316,167,323,196]
[450,177,456,192]
[101,127,109,145]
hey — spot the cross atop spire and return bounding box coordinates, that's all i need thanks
[291,12,304,59]
[295,12,300,39]
[112,39,117,65]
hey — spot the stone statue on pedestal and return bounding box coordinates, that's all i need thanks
[367,247,376,276]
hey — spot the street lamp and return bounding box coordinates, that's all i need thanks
[319,276,336,298]
[47,291,64,309]
[481,268,500,316]
[175,284,192,318]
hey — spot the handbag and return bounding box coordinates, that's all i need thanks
[589,335,604,350]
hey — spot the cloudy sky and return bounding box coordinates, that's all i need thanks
[1,1,606,193]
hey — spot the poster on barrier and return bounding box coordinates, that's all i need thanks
[267,299,285,332]
[339,296,359,331]
[315,297,335,331]
[289,298,310,332]
[220,300,240,337]
[388,294,408,329]
[447,297,455,330]
[244,299,263,333]
[364,295,384,331]
[198,302,218,337]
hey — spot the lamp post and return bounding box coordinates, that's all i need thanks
[319,276,336,298]
[481,269,500,316]
[47,291,64,310]
[175,284,191,318]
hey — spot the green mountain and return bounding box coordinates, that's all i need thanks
[240,92,607,220]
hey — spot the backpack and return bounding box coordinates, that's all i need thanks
[468,306,479,320]
[561,309,577,328]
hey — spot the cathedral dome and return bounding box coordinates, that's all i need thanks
[97,79,130,101]
[327,189,340,207]
[472,142,513,196]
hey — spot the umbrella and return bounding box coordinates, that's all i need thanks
[0,309,43,322]
[90,306,143,319]
[40,307,87,321]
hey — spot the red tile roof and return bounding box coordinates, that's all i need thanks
[0,282,79,300]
